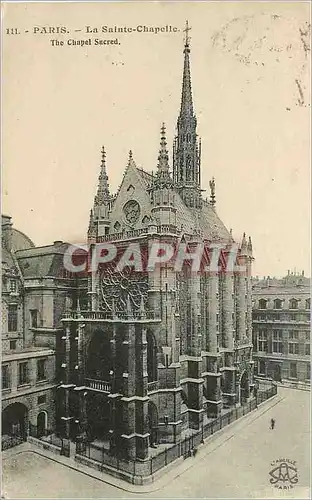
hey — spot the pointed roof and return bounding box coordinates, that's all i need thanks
[247,236,253,253]
[95,146,110,205]
[180,20,194,117]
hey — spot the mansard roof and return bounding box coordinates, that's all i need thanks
[2,247,16,269]
[15,242,71,278]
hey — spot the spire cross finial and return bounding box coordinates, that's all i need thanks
[184,20,191,47]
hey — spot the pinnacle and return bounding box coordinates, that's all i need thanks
[156,123,171,180]
[95,146,110,205]
[241,232,247,251]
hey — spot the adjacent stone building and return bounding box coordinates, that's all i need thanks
[57,28,255,461]
[252,272,310,387]
[1,215,81,447]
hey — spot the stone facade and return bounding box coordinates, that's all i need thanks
[252,272,310,386]
[58,30,255,461]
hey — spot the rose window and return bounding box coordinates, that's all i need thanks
[100,264,148,313]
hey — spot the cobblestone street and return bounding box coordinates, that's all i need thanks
[2,388,310,499]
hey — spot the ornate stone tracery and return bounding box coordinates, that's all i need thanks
[99,264,148,312]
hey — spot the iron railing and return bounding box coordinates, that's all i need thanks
[1,434,25,451]
[28,424,70,456]
[76,384,277,478]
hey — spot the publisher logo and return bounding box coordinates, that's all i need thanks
[269,458,298,490]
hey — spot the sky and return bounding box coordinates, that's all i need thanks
[2,1,311,278]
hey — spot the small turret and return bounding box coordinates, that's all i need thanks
[151,124,177,228]
[91,146,112,238]
[95,146,110,205]
[87,209,96,242]
[155,123,172,184]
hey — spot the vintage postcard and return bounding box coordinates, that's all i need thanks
[1,1,311,499]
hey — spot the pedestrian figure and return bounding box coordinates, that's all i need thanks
[270,418,275,430]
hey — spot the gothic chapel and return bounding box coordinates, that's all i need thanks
[59,24,255,460]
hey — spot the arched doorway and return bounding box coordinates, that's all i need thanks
[148,401,158,447]
[147,331,157,383]
[2,403,28,441]
[240,371,250,404]
[86,329,112,381]
[37,411,47,437]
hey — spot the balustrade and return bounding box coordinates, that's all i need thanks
[85,378,111,392]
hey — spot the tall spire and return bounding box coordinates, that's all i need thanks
[95,146,110,204]
[180,20,193,117]
[173,21,201,209]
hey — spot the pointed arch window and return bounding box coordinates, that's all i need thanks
[114,221,121,232]
[306,298,310,310]
[179,159,184,181]
[147,331,157,383]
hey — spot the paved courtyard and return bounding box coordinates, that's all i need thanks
[2,387,310,499]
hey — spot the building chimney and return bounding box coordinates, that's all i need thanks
[1,215,13,252]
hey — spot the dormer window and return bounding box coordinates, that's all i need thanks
[289,299,298,310]
[273,299,282,309]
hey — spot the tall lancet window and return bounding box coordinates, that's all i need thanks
[147,331,157,383]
